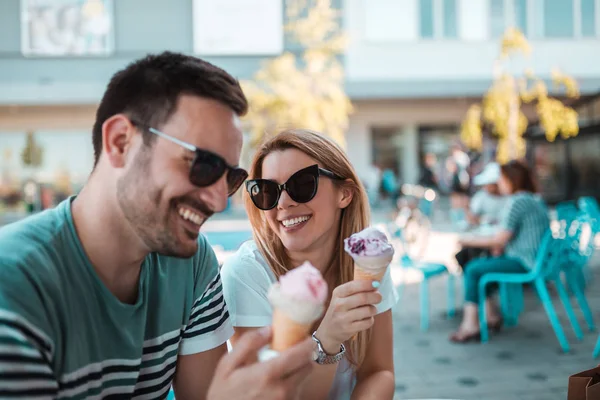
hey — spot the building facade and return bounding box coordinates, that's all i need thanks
[1,0,600,202]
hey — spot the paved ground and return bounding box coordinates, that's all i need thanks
[3,202,599,399]
[390,263,599,400]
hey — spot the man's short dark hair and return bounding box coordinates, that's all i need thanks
[92,51,248,166]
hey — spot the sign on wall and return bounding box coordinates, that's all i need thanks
[20,0,115,57]
[192,0,283,56]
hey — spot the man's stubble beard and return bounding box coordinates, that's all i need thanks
[116,147,195,258]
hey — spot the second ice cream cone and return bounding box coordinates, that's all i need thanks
[271,309,312,351]
[353,266,386,281]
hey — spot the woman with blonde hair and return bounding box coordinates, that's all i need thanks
[221,129,396,399]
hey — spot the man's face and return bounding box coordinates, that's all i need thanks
[117,95,243,258]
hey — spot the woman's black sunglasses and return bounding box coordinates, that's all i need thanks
[131,120,248,196]
[245,164,345,211]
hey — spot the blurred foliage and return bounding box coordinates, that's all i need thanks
[461,27,580,163]
[21,131,44,168]
[241,0,352,149]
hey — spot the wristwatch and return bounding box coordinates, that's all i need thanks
[311,331,346,365]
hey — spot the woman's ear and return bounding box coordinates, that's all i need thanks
[337,180,354,209]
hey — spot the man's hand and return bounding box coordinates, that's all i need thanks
[207,327,314,400]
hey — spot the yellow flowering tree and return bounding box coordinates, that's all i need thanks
[461,27,580,163]
[242,0,353,149]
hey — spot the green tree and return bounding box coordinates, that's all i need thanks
[461,27,580,163]
[242,0,352,148]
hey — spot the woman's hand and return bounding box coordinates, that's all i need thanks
[314,280,382,354]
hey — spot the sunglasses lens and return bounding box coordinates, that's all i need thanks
[227,168,248,196]
[189,152,226,187]
[248,181,279,210]
[286,172,317,203]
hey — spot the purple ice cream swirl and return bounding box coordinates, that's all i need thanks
[344,227,394,257]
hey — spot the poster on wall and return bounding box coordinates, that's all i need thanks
[192,0,283,56]
[20,0,115,57]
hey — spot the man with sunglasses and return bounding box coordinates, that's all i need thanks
[0,52,314,399]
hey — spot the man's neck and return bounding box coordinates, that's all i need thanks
[71,179,148,304]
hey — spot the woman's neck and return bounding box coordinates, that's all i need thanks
[287,233,338,276]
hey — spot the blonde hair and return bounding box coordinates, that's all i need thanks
[245,129,371,367]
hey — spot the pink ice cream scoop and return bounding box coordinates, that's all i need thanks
[279,262,328,304]
[344,227,394,257]
[266,262,328,353]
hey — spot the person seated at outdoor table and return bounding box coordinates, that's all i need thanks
[455,162,507,270]
[221,129,397,400]
[450,160,549,343]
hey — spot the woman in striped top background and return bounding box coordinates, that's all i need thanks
[450,160,549,343]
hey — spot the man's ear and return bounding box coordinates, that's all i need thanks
[102,115,138,168]
[338,180,354,209]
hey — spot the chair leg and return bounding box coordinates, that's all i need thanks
[568,269,596,332]
[554,276,584,340]
[447,273,456,318]
[479,282,489,343]
[534,278,570,353]
[420,279,429,332]
[594,334,600,359]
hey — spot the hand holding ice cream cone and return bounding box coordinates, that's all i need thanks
[344,227,395,281]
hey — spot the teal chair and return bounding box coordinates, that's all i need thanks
[594,335,600,358]
[167,388,175,399]
[478,231,571,352]
[559,211,596,334]
[388,195,456,332]
[396,253,456,332]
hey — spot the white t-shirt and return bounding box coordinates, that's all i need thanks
[470,190,506,226]
[220,240,398,400]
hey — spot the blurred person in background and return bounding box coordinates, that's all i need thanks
[455,162,507,270]
[450,160,549,343]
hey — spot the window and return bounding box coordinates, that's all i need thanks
[419,0,435,38]
[581,0,596,36]
[443,0,458,37]
[514,0,528,34]
[490,0,528,37]
[490,0,506,37]
[419,0,457,39]
[543,0,575,37]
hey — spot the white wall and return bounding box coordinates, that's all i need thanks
[345,0,600,82]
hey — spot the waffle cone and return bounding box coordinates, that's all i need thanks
[353,266,386,281]
[271,309,312,352]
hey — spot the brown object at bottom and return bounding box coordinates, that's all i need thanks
[353,267,386,281]
[271,309,312,352]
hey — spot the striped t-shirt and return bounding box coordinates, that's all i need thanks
[500,192,550,269]
[0,198,232,399]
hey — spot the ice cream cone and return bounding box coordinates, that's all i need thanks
[266,262,327,354]
[271,309,312,351]
[353,266,387,281]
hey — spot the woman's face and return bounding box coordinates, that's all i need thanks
[498,173,513,195]
[260,148,352,255]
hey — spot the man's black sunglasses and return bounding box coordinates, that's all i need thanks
[131,120,248,196]
[245,164,345,211]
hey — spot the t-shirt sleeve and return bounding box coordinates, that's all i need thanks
[375,266,399,314]
[0,257,59,398]
[179,235,234,356]
[220,247,273,327]
[500,196,527,233]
